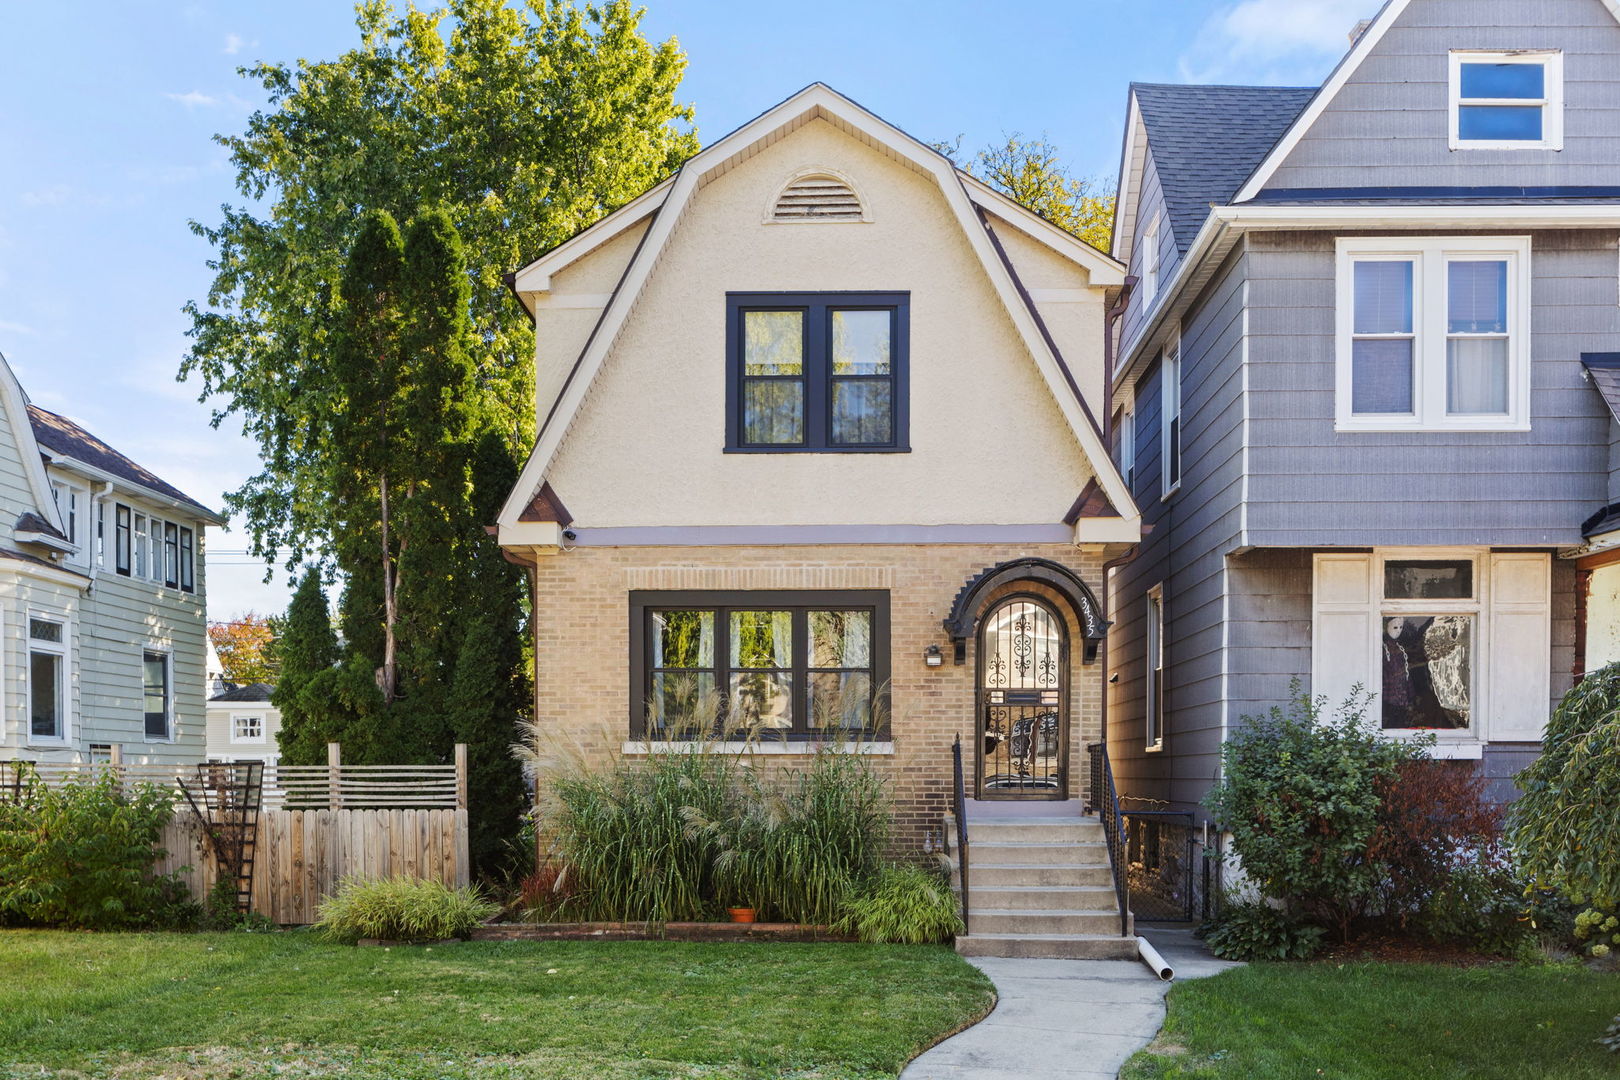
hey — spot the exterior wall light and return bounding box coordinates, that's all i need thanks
[924,644,943,668]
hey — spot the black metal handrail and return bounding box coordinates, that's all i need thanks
[951,734,970,936]
[1087,742,1130,937]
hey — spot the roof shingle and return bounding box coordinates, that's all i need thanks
[28,404,217,518]
[1132,82,1317,255]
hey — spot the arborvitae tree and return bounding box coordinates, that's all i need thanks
[272,570,342,765]
[444,428,530,869]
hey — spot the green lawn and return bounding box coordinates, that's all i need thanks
[0,931,994,1080]
[1122,960,1620,1079]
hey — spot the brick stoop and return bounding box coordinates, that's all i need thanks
[945,805,1136,960]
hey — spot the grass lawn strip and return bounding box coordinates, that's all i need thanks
[0,931,994,1080]
[1120,960,1620,1080]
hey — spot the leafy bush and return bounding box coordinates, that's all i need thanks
[541,738,892,924]
[314,875,498,943]
[1371,759,1505,923]
[1201,901,1326,961]
[1206,682,1426,940]
[0,769,194,930]
[836,863,962,944]
[1512,663,1620,933]
[518,862,576,921]
[1415,857,1536,958]
[198,877,275,933]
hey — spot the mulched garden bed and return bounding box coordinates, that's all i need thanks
[1316,934,1517,967]
[471,921,857,943]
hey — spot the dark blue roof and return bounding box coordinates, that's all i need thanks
[1131,83,1317,255]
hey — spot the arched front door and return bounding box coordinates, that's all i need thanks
[976,595,1067,799]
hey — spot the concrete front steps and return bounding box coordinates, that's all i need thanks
[946,808,1136,960]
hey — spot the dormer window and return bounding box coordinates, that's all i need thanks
[1449,51,1562,150]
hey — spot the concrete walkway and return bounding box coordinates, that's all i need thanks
[902,930,1239,1080]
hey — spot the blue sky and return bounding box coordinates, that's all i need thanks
[0,0,1369,617]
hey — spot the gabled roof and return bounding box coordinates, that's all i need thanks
[0,352,64,536]
[499,82,1138,535]
[210,682,275,703]
[29,403,220,521]
[1132,83,1315,255]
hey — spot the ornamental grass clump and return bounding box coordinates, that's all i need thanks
[313,875,498,943]
[836,863,962,944]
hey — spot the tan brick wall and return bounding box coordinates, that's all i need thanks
[526,543,1116,850]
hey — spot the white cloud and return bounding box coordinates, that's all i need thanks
[21,185,71,207]
[1180,0,1372,84]
[0,320,38,337]
[165,90,218,108]
[223,32,244,55]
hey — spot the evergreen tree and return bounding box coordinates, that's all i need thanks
[272,570,342,765]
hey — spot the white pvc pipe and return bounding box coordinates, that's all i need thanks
[1136,936,1174,981]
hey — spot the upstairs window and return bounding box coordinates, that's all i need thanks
[232,714,264,743]
[1140,214,1160,306]
[725,293,910,452]
[1449,51,1562,150]
[1160,337,1181,498]
[1336,236,1531,431]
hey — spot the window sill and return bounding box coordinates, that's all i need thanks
[1335,419,1531,434]
[1159,483,1180,503]
[622,740,894,756]
[722,446,911,455]
[1144,741,1165,754]
[1385,738,1483,760]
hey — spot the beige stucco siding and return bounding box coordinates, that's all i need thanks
[541,118,1107,528]
[535,221,651,423]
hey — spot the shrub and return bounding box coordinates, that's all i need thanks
[314,875,499,943]
[518,862,576,921]
[1512,663,1620,922]
[1201,901,1325,961]
[0,769,194,930]
[1371,759,1505,925]
[542,738,892,924]
[1415,857,1536,958]
[1205,682,1426,940]
[836,863,962,944]
[198,877,275,933]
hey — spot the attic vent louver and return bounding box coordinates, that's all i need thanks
[772,174,864,221]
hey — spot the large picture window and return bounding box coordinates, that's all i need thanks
[1336,237,1531,431]
[630,590,889,739]
[725,293,909,452]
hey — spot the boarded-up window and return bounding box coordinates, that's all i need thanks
[772,175,863,221]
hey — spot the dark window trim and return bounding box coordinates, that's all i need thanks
[114,504,131,576]
[179,527,195,593]
[628,589,891,740]
[143,648,171,740]
[724,291,910,453]
[163,522,179,589]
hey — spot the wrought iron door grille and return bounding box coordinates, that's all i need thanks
[977,597,1066,798]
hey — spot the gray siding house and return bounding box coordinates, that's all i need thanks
[1106,0,1620,820]
[0,351,222,764]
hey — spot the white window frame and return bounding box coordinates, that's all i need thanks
[26,611,70,746]
[142,646,173,743]
[1119,392,1136,492]
[1160,331,1182,499]
[1335,236,1532,433]
[1140,213,1160,307]
[1448,50,1563,151]
[50,479,90,565]
[1374,548,1483,748]
[230,713,265,744]
[1145,584,1165,752]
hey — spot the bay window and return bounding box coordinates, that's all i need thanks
[630,590,889,739]
[1336,237,1531,431]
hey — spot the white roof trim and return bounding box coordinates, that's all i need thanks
[1231,0,1413,204]
[957,173,1125,284]
[497,82,1139,532]
[0,352,67,536]
[1216,203,1620,228]
[1112,91,1145,263]
[510,175,675,300]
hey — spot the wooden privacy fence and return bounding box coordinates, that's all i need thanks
[2,743,470,925]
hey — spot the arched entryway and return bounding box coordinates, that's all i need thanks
[944,557,1109,801]
[977,595,1067,798]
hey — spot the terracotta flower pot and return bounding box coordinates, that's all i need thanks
[727,907,757,924]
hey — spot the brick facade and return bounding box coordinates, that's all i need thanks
[525,543,1124,850]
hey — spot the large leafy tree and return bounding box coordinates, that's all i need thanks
[937,133,1115,251]
[208,613,280,686]
[182,0,697,572]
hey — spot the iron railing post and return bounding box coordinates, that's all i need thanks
[1088,743,1130,937]
[952,734,970,936]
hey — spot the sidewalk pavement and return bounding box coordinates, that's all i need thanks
[901,929,1239,1080]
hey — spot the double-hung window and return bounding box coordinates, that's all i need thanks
[630,590,889,740]
[726,293,909,452]
[114,505,131,575]
[1144,585,1164,751]
[1119,400,1136,492]
[143,649,171,740]
[1449,51,1563,150]
[1160,337,1181,497]
[1337,237,1531,431]
[232,714,264,743]
[1140,214,1160,307]
[28,615,68,743]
